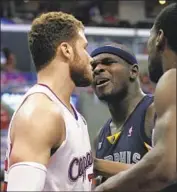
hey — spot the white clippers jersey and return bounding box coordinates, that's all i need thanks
[4,84,93,191]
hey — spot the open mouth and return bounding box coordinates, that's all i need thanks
[95,79,110,87]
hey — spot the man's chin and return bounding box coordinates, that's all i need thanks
[148,58,164,84]
[97,93,112,102]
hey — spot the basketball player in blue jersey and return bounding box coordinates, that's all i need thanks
[91,43,155,181]
[4,12,94,191]
[95,3,177,192]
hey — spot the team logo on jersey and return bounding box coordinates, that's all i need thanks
[144,142,152,151]
[68,151,93,182]
[128,126,133,137]
[107,132,121,144]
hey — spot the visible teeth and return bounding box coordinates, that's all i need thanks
[97,80,103,85]
[96,79,108,85]
[98,80,102,84]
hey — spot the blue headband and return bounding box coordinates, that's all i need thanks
[90,46,138,65]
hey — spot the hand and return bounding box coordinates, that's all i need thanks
[94,171,125,192]
[94,183,113,192]
[94,184,104,191]
[94,177,115,192]
[94,176,103,187]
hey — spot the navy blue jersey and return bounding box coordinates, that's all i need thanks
[96,94,177,191]
[96,95,153,164]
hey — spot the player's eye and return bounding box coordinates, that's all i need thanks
[102,58,115,65]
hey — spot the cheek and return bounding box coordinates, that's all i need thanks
[77,50,87,62]
[147,35,157,56]
[147,37,153,55]
[76,51,91,72]
[112,69,129,87]
[147,39,151,54]
[83,50,90,61]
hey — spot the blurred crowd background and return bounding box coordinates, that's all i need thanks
[1,0,175,189]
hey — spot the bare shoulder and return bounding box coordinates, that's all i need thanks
[11,93,65,148]
[154,69,176,116]
[9,94,65,166]
[152,69,176,147]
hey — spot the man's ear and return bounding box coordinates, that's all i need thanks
[156,29,166,51]
[129,64,139,81]
[56,42,74,60]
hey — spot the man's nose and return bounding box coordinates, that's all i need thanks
[94,64,105,76]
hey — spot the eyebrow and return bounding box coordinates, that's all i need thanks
[102,57,117,62]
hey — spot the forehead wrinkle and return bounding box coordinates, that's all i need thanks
[92,52,132,68]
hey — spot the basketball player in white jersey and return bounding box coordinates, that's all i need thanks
[4,12,94,191]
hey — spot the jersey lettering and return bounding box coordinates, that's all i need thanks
[132,152,141,163]
[68,151,93,182]
[104,155,113,161]
[5,85,93,191]
[104,151,141,164]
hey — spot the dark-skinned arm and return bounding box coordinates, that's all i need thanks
[95,69,177,192]
[94,158,132,178]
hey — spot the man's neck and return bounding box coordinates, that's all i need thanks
[163,49,177,72]
[108,86,145,127]
[37,60,75,110]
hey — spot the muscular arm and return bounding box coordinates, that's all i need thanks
[10,97,65,166]
[95,69,177,191]
[144,102,156,140]
[8,95,65,190]
[94,158,132,178]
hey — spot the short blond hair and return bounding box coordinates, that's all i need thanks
[28,12,84,71]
